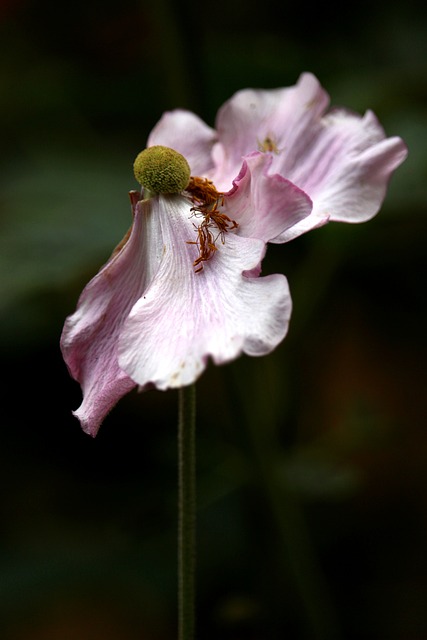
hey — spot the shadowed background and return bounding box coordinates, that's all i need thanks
[0,0,426,638]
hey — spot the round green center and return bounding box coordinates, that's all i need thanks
[133,145,191,194]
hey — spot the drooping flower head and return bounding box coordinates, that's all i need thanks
[61,72,407,436]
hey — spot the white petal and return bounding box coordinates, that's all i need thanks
[118,196,291,390]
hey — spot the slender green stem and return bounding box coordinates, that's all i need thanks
[178,384,197,640]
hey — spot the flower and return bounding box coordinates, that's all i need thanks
[61,73,407,436]
[152,72,407,241]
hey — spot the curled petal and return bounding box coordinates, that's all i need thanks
[60,203,160,436]
[118,196,291,390]
[148,110,217,176]
[224,152,313,242]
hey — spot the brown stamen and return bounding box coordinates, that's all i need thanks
[185,177,238,272]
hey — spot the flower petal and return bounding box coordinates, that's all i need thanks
[148,110,217,176]
[60,201,160,436]
[224,151,313,242]
[211,72,329,190]
[277,109,408,224]
[212,72,407,229]
[118,196,291,390]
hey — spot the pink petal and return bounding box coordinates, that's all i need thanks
[224,151,313,242]
[60,203,160,436]
[118,196,291,390]
[277,109,408,224]
[211,72,407,229]
[147,110,217,176]
[211,72,329,190]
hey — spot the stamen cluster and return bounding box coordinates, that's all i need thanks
[185,177,238,272]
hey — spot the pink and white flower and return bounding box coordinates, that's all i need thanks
[61,72,407,436]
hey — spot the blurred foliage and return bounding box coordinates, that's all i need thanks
[1,0,427,638]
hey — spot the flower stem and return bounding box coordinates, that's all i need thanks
[178,383,197,640]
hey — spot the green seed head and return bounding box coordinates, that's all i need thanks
[133,145,191,194]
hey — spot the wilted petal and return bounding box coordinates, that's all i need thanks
[148,110,217,176]
[224,152,313,242]
[118,196,291,390]
[60,204,161,436]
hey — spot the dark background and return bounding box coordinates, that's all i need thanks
[1,0,426,638]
